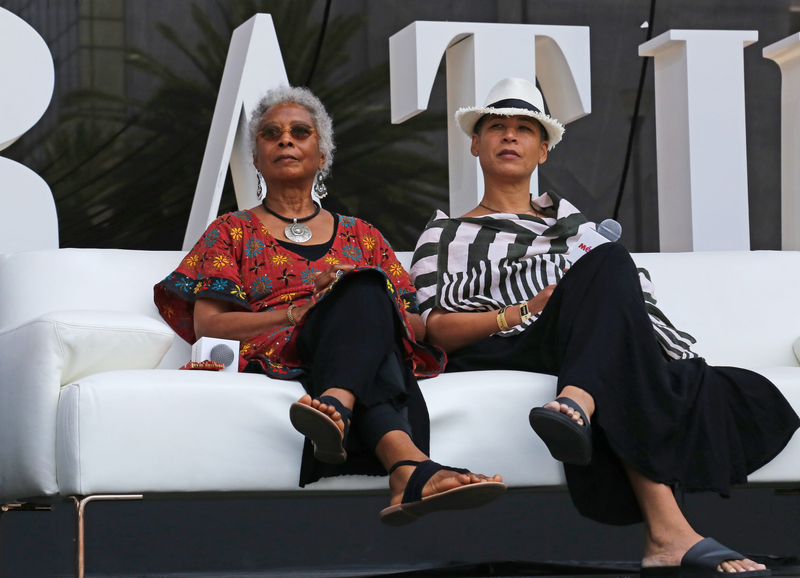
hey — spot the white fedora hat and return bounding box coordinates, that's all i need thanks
[455,77,564,150]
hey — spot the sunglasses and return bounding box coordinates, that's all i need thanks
[258,125,319,141]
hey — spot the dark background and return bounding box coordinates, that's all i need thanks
[1,0,797,252]
[2,1,800,576]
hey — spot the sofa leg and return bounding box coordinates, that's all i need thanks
[72,495,143,578]
[1,503,52,514]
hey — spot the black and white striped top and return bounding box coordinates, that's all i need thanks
[410,192,698,360]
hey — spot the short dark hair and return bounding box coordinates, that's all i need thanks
[473,114,548,142]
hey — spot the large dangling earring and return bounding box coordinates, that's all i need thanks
[314,172,328,199]
[255,170,265,201]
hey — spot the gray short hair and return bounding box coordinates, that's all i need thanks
[248,85,335,178]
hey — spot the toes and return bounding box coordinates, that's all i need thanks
[718,559,765,573]
[298,394,313,406]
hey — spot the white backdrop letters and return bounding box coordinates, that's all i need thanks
[0,7,58,253]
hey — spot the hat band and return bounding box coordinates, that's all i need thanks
[486,98,542,114]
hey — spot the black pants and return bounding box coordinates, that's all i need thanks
[447,243,800,525]
[294,271,430,485]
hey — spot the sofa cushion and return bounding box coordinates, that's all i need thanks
[631,251,800,368]
[55,368,566,496]
[0,311,174,501]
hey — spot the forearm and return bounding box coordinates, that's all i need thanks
[425,306,522,353]
[194,298,310,343]
[407,313,426,342]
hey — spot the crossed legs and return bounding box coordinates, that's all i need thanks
[543,386,766,573]
[293,392,502,507]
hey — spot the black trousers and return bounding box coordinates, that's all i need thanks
[294,271,430,486]
[447,243,800,525]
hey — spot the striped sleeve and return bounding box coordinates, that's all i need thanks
[410,211,448,323]
[638,268,699,360]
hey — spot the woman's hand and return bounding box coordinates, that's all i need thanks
[281,265,355,326]
[529,284,556,315]
[503,285,556,326]
[313,264,355,299]
[425,284,558,353]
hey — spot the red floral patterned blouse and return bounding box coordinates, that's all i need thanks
[154,210,443,379]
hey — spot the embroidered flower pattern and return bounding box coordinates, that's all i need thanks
[157,211,426,382]
[279,293,296,303]
[250,275,272,299]
[245,238,265,258]
[176,278,193,292]
[204,229,220,248]
[300,268,318,285]
[342,244,363,262]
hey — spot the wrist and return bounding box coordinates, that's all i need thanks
[286,304,300,326]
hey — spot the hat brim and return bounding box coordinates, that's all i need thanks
[455,106,564,150]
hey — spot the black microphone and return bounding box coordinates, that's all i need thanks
[569,219,622,262]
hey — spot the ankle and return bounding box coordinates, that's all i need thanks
[645,523,700,551]
[321,387,355,410]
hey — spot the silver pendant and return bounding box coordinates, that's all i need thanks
[285,221,312,243]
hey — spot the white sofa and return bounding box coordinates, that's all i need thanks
[1,248,800,574]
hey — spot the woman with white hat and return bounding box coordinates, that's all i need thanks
[410,77,798,576]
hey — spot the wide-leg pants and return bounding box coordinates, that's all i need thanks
[446,243,799,525]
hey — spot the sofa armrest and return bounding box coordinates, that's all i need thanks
[0,310,174,501]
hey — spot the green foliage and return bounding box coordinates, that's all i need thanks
[35,0,447,250]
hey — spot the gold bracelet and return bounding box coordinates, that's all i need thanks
[286,304,299,326]
[496,306,510,331]
[519,302,532,323]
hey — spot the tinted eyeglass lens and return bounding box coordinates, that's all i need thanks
[290,126,313,139]
[258,126,315,141]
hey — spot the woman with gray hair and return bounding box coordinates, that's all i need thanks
[155,85,505,525]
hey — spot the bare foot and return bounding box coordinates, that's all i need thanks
[388,463,503,507]
[542,386,595,427]
[296,393,347,435]
[642,533,767,573]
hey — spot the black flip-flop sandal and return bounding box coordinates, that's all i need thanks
[289,395,351,465]
[379,459,506,527]
[640,537,771,578]
[528,396,592,466]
